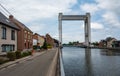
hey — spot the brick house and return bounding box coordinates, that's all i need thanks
[0,12,19,53]
[45,34,54,47]
[9,15,33,51]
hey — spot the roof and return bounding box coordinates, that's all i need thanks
[17,20,33,33]
[9,15,32,33]
[0,12,19,30]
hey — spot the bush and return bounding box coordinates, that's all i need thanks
[21,51,31,57]
[0,57,9,64]
[15,51,21,59]
[28,51,32,55]
[47,45,52,49]
[7,52,16,61]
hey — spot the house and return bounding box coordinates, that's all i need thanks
[9,15,33,51]
[33,33,38,46]
[38,35,45,47]
[106,37,116,48]
[53,39,59,47]
[112,40,120,48]
[99,40,107,47]
[0,12,19,53]
[33,33,45,47]
[45,34,54,48]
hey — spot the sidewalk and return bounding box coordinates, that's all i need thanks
[0,51,46,70]
[0,48,59,76]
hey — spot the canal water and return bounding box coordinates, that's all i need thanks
[62,47,120,76]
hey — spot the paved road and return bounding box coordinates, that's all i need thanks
[0,49,57,76]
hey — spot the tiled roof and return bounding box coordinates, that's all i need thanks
[16,20,33,32]
[0,12,19,30]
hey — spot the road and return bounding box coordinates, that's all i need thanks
[0,49,57,76]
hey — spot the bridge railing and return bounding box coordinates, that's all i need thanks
[58,48,65,76]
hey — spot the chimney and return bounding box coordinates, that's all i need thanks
[9,15,14,19]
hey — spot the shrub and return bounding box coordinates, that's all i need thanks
[28,51,32,55]
[47,44,52,49]
[15,51,21,59]
[47,45,52,49]
[21,51,31,57]
[7,52,16,61]
[0,57,9,64]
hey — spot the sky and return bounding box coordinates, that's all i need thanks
[0,0,120,43]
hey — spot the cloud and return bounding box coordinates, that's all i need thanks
[81,22,104,30]
[102,12,120,27]
[96,0,120,27]
[1,0,77,23]
[80,3,99,14]
[28,23,45,33]
[91,22,104,29]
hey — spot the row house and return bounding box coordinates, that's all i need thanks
[9,15,33,51]
[0,12,19,53]
[46,34,54,47]
[33,33,45,47]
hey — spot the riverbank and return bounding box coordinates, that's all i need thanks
[63,45,120,50]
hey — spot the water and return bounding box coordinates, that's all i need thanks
[62,47,120,76]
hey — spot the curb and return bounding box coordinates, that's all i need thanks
[0,51,46,70]
[46,49,59,76]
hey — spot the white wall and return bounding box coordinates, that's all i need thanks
[0,24,17,53]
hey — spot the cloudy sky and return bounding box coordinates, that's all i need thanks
[0,0,120,43]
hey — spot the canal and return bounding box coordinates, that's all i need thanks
[62,47,120,76]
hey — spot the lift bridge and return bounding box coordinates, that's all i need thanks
[58,13,91,48]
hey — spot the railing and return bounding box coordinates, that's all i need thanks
[58,48,65,76]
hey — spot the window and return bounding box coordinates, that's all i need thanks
[24,43,26,48]
[24,33,27,38]
[11,30,15,40]
[2,27,6,39]
[2,44,15,52]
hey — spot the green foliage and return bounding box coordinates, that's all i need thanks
[92,42,99,46]
[41,41,47,49]
[33,45,40,50]
[28,51,32,55]
[21,52,30,57]
[15,51,21,59]
[7,52,16,61]
[68,41,79,45]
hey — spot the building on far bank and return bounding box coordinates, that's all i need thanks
[112,40,120,48]
[106,37,116,48]
[0,12,19,53]
[99,40,107,47]
[9,15,33,51]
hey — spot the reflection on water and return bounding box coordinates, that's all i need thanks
[62,47,120,76]
[100,49,120,56]
[85,48,93,76]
